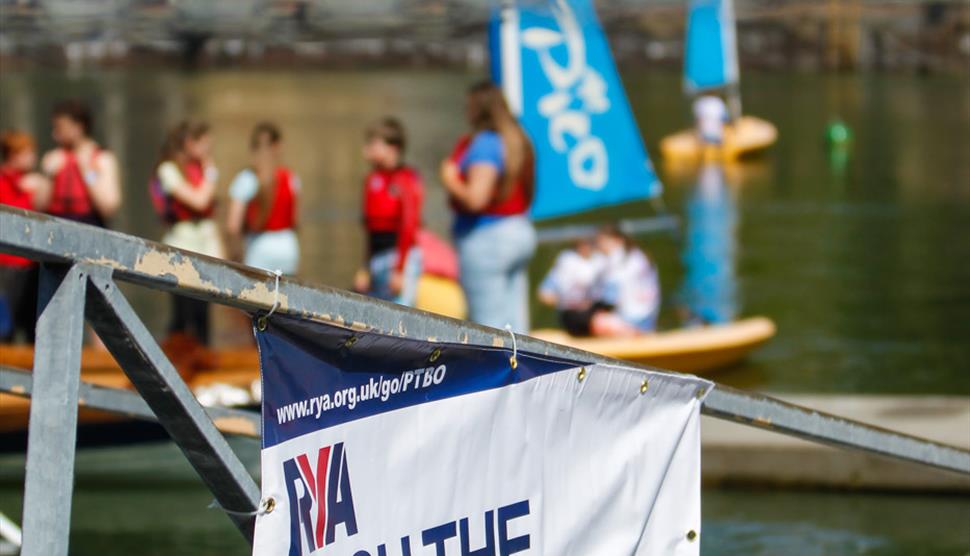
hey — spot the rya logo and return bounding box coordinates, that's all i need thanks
[283,442,358,555]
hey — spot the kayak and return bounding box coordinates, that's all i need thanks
[0,343,259,444]
[0,317,775,386]
[530,317,776,374]
[660,116,777,163]
[0,316,774,444]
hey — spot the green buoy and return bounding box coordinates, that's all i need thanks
[825,120,852,148]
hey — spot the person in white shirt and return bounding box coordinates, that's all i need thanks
[589,225,661,336]
[538,239,604,309]
[538,239,607,335]
[693,94,729,146]
[539,227,661,337]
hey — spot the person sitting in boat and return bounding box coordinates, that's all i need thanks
[0,130,50,343]
[226,122,301,276]
[693,94,729,147]
[537,238,607,336]
[354,117,424,306]
[41,99,121,227]
[151,120,223,346]
[589,225,661,337]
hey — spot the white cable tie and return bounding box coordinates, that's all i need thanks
[265,269,283,319]
[504,324,518,370]
[208,498,274,516]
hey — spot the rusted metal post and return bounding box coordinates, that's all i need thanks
[20,264,87,556]
[0,206,967,477]
[84,270,260,542]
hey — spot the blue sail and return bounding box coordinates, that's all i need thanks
[489,0,662,221]
[684,0,739,93]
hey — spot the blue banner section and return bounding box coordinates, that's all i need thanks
[489,0,661,220]
[684,0,739,93]
[257,315,586,449]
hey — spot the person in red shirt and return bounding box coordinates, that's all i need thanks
[0,130,51,342]
[226,122,301,275]
[41,99,121,227]
[353,117,424,306]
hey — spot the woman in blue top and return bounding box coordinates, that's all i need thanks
[440,81,536,332]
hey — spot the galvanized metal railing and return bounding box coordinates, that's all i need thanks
[1,206,968,555]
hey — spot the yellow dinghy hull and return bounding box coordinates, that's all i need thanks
[530,317,776,374]
[415,274,467,320]
[660,116,778,163]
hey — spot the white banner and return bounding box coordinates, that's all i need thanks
[252,316,712,555]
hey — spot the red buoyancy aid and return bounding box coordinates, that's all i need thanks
[0,168,35,267]
[362,165,423,270]
[448,134,532,217]
[171,161,215,222]
[48,148,103,226]
[245,167,297,232]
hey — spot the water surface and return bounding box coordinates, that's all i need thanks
[2,476,967,556]
[4,67,966,393]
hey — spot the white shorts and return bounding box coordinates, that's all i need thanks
[162,219,224,259]
[245,229,300,275]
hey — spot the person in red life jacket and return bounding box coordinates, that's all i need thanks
[0,130,51,342]
[226,122,301,275]
[353,117,424,306]
[40,99,120,227]
[152,120,223,346]
[439,81,536,332]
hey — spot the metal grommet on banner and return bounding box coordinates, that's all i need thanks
[257,269,283,332]
[577,367,587,382]
[640,378,649,394]
[344,336,358,348]
[429,347,441,363]
[504,324,518,370]
[686,529,698,542]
